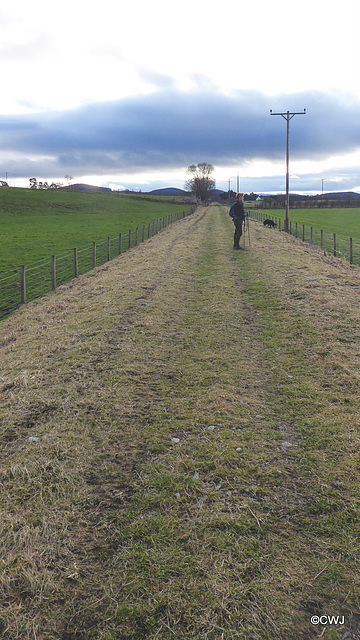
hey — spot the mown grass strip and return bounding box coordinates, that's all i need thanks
[0,207,359,639]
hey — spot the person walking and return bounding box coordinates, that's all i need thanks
[229,192,246,250]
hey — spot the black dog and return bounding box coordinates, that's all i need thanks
[263,219,276,227]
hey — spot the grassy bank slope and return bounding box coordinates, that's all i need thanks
[0,188,189,271]
[0,207,359,639]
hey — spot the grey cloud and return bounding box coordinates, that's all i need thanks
[0,88,360,180]
[138,69,176,90]
[240,167,360,195]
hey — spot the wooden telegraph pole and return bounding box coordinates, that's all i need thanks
[270,109,306,233]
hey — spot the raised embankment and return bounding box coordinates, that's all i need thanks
[1,205,359,639]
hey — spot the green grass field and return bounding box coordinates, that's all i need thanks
[255,207,360,242]
[0,188,190,272]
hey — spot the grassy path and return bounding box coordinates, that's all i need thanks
[1,205,360,639]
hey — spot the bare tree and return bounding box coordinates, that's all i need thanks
[185,163,215,201]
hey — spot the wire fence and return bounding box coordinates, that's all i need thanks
[250,210,360,268]
[0,206,196,321]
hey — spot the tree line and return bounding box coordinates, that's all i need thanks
[29,178,62,189]
[29,175,73,190]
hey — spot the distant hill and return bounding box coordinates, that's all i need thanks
[259,191,360,201]
[59,183,112,193]
[290,191,360,201]
[147,187,188,197]
[322,191,360,200]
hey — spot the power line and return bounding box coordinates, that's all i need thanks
[270,109,306,232]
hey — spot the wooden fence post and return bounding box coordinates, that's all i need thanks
[74,248,78,277]
[320,230,323,249]
[333,233,336,257]
[119,233,122,255]
[128,229,131,249]
[302,225,305,242]
[135,228,138,246]
[295,222,298,238]
[142,225,145,242]
[51,256,56,291]
[310,227,313,244]
[20,265,26,304]
[350,238,353,264]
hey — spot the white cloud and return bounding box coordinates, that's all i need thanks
[1,0,360,111]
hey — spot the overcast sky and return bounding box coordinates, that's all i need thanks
[1,0,359,193]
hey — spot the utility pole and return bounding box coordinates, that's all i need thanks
[270,109,306,232]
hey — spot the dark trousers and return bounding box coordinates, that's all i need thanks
[233,219,244,248]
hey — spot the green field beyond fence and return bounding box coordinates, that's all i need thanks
[0,189,191,271]
[0,189,195,319]
[251,207,360,265]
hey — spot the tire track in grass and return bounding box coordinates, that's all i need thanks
[102,205,285,640]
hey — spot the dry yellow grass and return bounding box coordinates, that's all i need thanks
[0,205,360,639]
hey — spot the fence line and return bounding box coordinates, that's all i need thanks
[250,210,360,268]
[0,206,196,321]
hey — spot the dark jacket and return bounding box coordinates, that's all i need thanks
[231,201,245,221]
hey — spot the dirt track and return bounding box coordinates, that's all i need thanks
[1,205,360,639]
